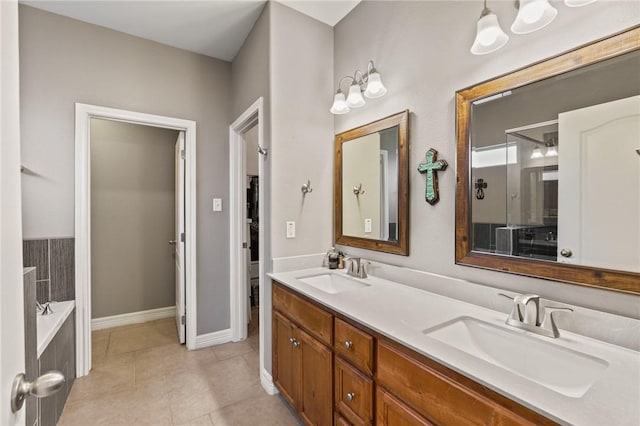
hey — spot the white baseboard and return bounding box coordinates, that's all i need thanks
[92,306,175,330]
[194,328,232,349]
[261,369,278,395]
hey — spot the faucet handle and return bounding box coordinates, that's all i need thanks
[541,306,573,338]
[498,293,523,322]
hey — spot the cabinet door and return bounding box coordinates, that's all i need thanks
[298,328,333,426]
[377,388,434,426]
[273,311,298,407]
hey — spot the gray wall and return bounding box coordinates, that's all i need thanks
[19,5,231,334]
[90,119,177,318]
[270,2,334,259]
[334,1,640,317]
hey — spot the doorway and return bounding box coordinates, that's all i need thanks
[75,103,197,377]
[229,98,274,393]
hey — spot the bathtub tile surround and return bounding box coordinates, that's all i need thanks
[23,238,75,303]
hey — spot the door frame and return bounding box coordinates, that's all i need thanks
[229,97,274,393]
[74,103,197,377]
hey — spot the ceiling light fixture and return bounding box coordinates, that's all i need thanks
[511,0,558,34]
[471,0,509,55]
[330,61,387,115]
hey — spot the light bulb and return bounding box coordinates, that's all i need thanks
[346,83,365,108]
[511,0,557,34]
[471,9,509,55]
[364,72,387,99]
[330,92,350,115]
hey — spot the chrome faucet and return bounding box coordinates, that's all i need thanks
[344,257,368,279]
[499,293,573,338]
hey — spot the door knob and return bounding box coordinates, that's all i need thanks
[11,371,65,413]
[560,248,573,258]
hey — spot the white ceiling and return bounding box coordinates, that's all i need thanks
[21,0,361,62]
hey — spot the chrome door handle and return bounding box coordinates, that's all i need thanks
[11,371,65,413]
[169,240,177,245]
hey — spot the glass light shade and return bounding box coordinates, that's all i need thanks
[545,145,558,157]
[511,0,558,34]
[471,10,510,55]
[330,92,350,115]
[346,83,366,108]
[530,147,544,159]
[565,0,596,6]
[364,72,387,98]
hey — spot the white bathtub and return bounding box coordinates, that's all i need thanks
[37,300,75,357]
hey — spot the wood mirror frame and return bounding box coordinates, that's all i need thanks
[456,26,640,295]
[335,110,409,255]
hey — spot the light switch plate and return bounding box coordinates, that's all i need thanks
[286,221,296,239]
[365,218,372,233]
[213,198,222,212]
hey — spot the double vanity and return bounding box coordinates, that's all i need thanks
[269,267,640,425]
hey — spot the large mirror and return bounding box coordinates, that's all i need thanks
[456,26,640,294]
[335,110,409,255]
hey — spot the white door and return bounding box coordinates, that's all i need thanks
[558,95,640,272]
[1,0,26,424]
[175,132,186,343]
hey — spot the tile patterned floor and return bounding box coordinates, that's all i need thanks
[59,311,300,425]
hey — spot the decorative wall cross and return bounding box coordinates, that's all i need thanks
[418,148,448,205]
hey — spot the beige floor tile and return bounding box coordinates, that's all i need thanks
[67,353,134,402]
[173,413,214,426]
[208,393,300,426]
[210,340,254,361]
[107,323,177,355]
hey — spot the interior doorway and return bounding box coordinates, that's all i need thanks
[75,103,198,377]
[229,97,274,393]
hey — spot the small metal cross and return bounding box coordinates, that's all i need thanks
[418,148,448,205]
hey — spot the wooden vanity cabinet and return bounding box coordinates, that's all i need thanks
[272,286,333,426]
[272,281,557,426]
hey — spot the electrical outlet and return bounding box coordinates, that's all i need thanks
[286,221,296,239]
[364,218,372,233]
[213,198,222,212]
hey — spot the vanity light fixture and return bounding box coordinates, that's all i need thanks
[330,61,387,115]
[564,0,596,7]
[511,0,558,34]
[530,146,544,159]
[471,0,510,55]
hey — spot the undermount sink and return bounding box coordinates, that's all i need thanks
[423,317,609,398]
[297,273,370,294]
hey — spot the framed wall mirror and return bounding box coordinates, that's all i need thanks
[335,110,409,255]
[456,26,640,294]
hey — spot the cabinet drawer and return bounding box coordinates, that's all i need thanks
[273,282,333,346]
[334,318,374,376]
[377,340,547,426]
[377,387,434,426]
[335,357,373,426]
[335,413,352,426]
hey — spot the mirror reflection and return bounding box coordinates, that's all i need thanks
[470,49,640,273]
[342,127,398,241]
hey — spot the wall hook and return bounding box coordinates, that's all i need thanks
[474,178,487,200]
[257,145,268,156]
[301,179,313,194]
[353,183,365,196]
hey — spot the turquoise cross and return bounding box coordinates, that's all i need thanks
[418,149,448,205]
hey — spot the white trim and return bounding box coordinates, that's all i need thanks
[75,103,198,377]
[229,98,266,380]
[261,369,278,395]
[194,328,232,349]
[91,306,176,331]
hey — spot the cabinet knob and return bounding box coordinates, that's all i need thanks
[343,340,353,350]
[560,248,573,258]
[292,341,300,348]
[346,392,355,402]
[289,337,295,344]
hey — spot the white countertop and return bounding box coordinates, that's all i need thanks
[37,301,75,357]
[268,267,640,426]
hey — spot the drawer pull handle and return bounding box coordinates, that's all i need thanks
[346,392,355,402]
[343,340,353,350]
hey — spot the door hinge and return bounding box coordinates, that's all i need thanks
[181,315,185,325]
[242,242,248,249]
[180,232,185,242]
[180,149,185,160]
